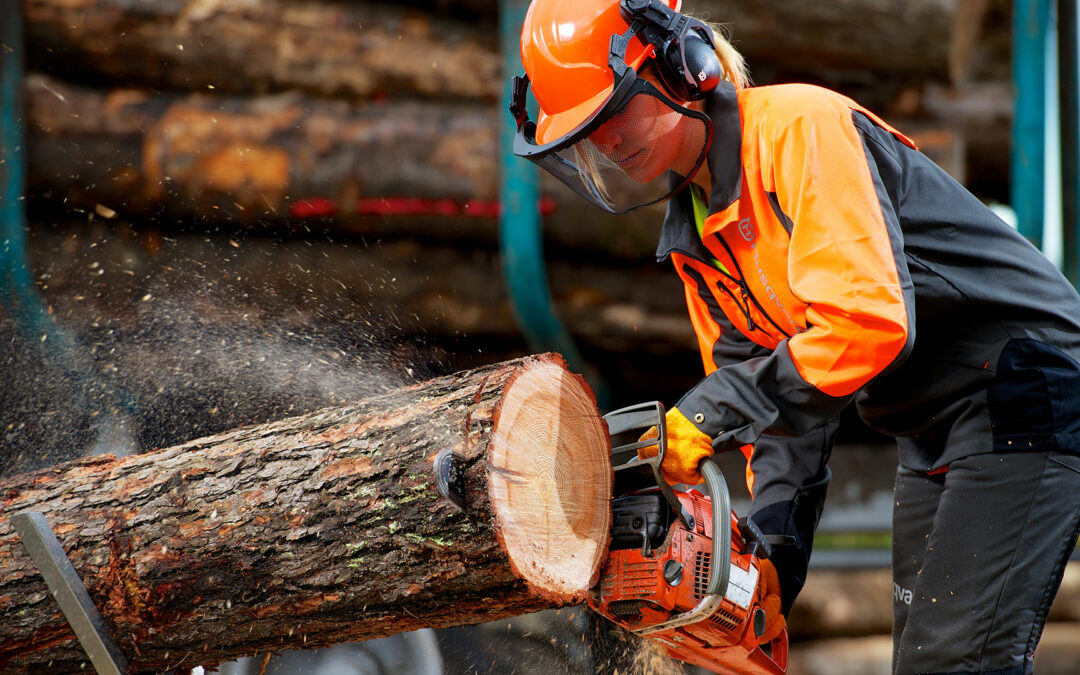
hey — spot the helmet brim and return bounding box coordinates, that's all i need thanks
[535,84,615,146]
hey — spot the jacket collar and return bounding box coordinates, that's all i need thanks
[656,81,743,262]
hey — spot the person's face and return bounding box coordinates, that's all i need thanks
[586,92,689,184]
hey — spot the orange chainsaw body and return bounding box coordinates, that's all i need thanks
[588,486,788,675]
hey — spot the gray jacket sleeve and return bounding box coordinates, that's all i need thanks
[678,257,840,613]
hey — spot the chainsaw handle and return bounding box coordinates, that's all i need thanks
[699,455,731,598]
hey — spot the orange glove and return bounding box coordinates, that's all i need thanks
[637,407,714,485]
[757,558,786,645]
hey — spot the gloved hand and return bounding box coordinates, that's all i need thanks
[757,558,786,645]
[637,407,714,485]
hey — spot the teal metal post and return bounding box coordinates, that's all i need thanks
[1,0,35,307]
[1012,0,1051,248]
[499,0,606,401]
[1060,0,1080,285]
[1,3,136,423]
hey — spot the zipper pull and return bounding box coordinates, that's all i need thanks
[739,285,756,331]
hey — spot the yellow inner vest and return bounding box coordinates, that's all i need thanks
[690,185,731,276]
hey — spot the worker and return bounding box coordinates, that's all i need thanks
[511,1,1080,673]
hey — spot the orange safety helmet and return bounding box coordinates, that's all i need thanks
[522,0,677,146]
[511,0,720,214]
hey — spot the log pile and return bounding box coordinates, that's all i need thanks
[21,0,1014,240]
[0,355,612,673]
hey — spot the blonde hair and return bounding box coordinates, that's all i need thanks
[703,21,750,90]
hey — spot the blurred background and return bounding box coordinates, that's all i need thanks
[1,0,1079,673]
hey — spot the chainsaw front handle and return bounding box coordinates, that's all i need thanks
[604,401,738,634]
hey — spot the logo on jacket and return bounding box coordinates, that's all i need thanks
[737,217,755,242]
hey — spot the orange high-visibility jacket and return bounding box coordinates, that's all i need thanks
[661,82,1080,473]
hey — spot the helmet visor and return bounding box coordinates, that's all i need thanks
[514,78,712,214]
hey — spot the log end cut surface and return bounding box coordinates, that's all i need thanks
[488,359,612,602]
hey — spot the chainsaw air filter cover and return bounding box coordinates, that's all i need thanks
[610,493,671,553]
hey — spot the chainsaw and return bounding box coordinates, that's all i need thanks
[587,402,789,675]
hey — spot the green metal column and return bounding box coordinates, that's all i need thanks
[1,3,136,430]
[1012,0,1051,249]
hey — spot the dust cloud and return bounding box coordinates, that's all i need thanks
[1,222,428,477]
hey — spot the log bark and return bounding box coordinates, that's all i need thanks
[0,354,612,674]
[24,0,961,102]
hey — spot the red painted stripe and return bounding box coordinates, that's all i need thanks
[356,197,459,216]
[289,196,558,219]
[289,197,337,218]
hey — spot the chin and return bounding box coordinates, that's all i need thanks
[628,164,665,184]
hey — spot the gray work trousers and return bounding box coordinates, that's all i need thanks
[892,451,1080,674]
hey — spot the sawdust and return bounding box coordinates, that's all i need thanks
[589,613,692,675]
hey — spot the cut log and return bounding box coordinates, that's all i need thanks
[0,354,612,674]
[24,0,962,102]
[0,219,701,480]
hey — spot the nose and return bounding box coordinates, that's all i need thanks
[589,123,623,155]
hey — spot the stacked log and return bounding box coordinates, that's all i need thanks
[24,71,1008,254]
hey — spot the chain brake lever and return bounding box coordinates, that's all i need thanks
[603,401,695,530]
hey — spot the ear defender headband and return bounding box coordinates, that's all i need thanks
[618,0,723,101]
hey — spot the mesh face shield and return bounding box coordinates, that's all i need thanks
[512,74,712,215]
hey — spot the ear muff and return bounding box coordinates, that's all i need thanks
[619,0,724,101]
[653,27,723,101]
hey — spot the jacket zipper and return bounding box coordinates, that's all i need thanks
[712,235,793,340]
[738,286,756,332]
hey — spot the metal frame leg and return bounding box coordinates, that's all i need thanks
[10,511,130,675]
